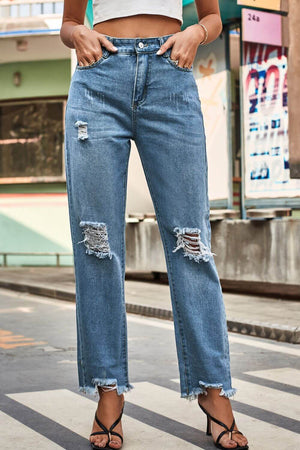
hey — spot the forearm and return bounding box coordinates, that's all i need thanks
[197,13,223,45]
[192,0,223,45]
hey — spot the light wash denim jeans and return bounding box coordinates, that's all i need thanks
[64,33,236,401]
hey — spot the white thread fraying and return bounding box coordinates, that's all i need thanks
[172,226,215,263]
[181,381,237,401]
[78,221,112,259]
[75,120,88,140]
[79,378,134,399]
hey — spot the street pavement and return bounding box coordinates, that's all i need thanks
[0,267,299,343]
[0,288,299,449]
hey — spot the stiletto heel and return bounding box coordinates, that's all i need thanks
[206,416,212,436]
[199,402,249,449]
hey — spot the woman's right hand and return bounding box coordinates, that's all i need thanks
[71,25,118,66]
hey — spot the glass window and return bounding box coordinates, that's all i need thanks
[54,2,64,14]
[0,101,64,180]
[32,4,43,16]
[42,2,55,14]
[19,4,30,17]
[10,5,18,17]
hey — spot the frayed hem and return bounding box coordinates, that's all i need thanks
[181,381,237,401]
[219,387,237,398]
[78,378,134,399]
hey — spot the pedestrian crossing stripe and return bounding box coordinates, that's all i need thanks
[0,410,63,449]
[245,367,300,388]
[4,379,300,450]
[5,388,202,449]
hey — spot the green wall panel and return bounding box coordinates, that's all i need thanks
[0,183,67,194]
[0,59,70,100]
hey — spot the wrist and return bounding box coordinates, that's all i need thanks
[190,23,207,46]
[197,22,208,45]
[71,24,86,44]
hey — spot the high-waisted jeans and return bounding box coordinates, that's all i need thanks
[64,33,236,400]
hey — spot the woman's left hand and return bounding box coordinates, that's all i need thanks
[156,25,205,69]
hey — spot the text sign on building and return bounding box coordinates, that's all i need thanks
[242,8,282,46]
[238,0,282,11]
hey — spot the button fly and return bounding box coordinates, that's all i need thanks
[138,42,144,48]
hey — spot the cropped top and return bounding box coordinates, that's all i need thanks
[92,0,183,27]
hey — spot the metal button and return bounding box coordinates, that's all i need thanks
[138,42,144,48]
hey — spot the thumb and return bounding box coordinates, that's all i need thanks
[156,36,175,55]
[97,34,118,52]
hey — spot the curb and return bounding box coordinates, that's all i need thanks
[0,280,299,344]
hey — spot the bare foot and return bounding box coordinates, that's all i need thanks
[89,386,124,449]
[198,388,248,449]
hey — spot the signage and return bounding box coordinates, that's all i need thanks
[242,42,300,199]
[237,0,288,12]
[242,8,283,46]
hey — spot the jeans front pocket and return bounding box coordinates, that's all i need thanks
[163,48,193,73]
[76,48,111,70]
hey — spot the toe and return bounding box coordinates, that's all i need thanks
[92,437,108,448]
[233,434,248,447]
[109,439,122,449]
[219,436,238,448]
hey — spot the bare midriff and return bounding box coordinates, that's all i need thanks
[93,14,181,38]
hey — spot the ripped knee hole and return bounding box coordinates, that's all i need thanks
[172,226,215,263]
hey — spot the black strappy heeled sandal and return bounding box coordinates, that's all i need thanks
[90,405,124,450]
[199,403,249,449]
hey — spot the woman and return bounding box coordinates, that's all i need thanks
[60,1,249,449]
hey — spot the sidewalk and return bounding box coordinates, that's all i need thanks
[0,267,299,343]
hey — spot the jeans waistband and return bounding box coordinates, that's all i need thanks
[103,33,174,53]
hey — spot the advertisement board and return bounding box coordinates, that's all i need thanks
[242,42,300,199]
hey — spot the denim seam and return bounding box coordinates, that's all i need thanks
[121,165,130,387]
[132,109,137,141]
[65,129,87,388]
[135,150,191,394]
[156,208,191,395]
[134,51,153,108]
[131,52,139,110]
[131,54,138,138]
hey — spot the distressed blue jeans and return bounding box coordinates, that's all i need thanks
[64,33,236,400]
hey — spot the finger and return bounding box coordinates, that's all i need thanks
[156,36,176,55]
[96,34,118,52]
[80,56,92,67]
[182,59,192,69]
[92,50,103,61]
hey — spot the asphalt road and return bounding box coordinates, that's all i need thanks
[0,287,299,449]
